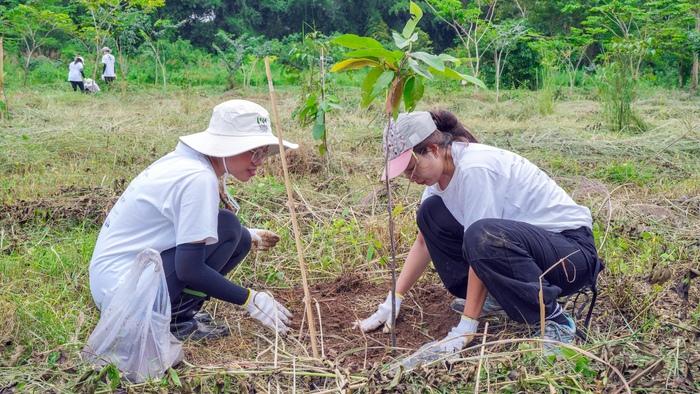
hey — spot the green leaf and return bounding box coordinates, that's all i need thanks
[330,58,380,72]
[312,122,326,141]
[331,34,383,49]
[408,58,433,80]
[361,67,385,107]
[168,368,182,388]
[411,52,445,71]
[389,365,404,388]
[402,1,424,39]
[366,244,375,262]
[391,204,403,216]
[344,48,401,60]
[403,76,424,112]
[393,31,417,49]
[429,66,486,89]
[371,70,396,101]
[318,144,327,155]
[438,53,460,65]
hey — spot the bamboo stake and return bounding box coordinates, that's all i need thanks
[474,322,489,394]
[264,57,319,359]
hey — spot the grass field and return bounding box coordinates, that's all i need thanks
[1,82,699,393]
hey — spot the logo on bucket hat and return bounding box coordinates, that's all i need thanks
[256,116,269,132]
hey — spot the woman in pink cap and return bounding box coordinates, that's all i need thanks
[89,100,298,341]
[357,109,602,357]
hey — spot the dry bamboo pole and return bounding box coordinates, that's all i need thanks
[474,322,489,394]
[264,57,319,359]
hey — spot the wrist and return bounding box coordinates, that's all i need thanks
[458,315,479,333]
[386,291,403,305]
[243,288,254,307]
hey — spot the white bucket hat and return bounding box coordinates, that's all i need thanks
[101,47,111,52]
[84,78,94,86]
[382,111,437,180]
[180,100,298,158]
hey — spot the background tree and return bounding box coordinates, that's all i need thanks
[76,0,165,87]
[3,3,74,86]
[213,32,278,89]
[138,19,185,91]
[426,0,499,94]
[490,19,528,101]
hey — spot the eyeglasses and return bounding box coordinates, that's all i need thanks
[250,146,269,163]
[400,151,422,180]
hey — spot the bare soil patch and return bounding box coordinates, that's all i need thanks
[276,274,458,370]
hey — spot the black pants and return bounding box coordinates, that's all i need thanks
[70,81,84,92]
[160,209,251,321]
[417,196,599,324]
[103,76,115,84]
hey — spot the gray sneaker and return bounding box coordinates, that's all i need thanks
[450,293,503,316]
[537,313,576,355]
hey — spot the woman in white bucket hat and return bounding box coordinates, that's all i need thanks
[89,100,298,341]
[83,78,100,93]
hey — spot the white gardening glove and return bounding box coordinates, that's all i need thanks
[248,228,280,251]
[354,291,403,333]
[438,315,479,353]
[243,289,292,335]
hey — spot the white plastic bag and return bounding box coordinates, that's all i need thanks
[81,248,183,382]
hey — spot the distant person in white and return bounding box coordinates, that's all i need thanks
[67,56,85,92]
[84,78,100,94]
[101,47,116,84]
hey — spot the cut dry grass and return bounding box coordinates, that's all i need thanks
[1,84,699,392]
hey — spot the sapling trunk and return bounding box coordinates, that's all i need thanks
[384,116,399,353]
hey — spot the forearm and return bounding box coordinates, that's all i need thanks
[462,267,488,320]
[395,231,432,295]
[174,243,249,305]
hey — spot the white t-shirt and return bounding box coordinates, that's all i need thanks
[101,53,116,77]
[68,62,83,82]
[89,143,221,309]
[422,143,592,233]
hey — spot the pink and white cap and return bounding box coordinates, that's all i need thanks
[382,111,437,180]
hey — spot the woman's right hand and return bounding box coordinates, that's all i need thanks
[354,291,403,333]
[243,289,292,335]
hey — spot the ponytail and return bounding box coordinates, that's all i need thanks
[429,109,478,143]
[412,109,478,154]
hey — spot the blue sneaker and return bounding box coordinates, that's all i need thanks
[536,313,576,355]
[450,293,503,316]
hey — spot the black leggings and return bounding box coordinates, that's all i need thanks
[70,81,84,92]
[417,196,599,324]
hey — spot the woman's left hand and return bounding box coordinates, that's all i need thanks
[248,229,280,250]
